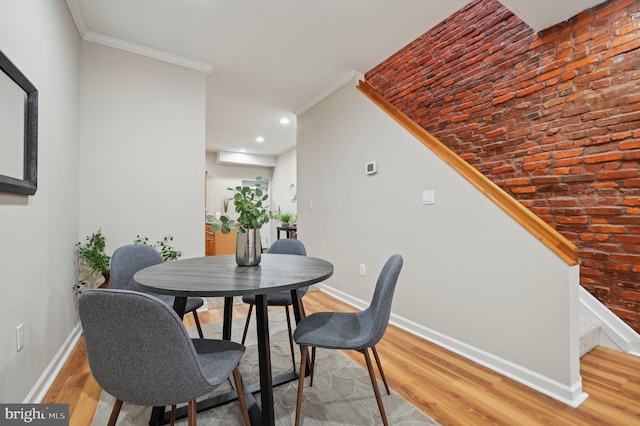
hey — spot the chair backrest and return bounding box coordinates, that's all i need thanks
[268,239,306,256]
[362,254,403,346]
[110,244,175,305]
[79,289,213,406]
[269,239,309,297]
[110,244,163,291]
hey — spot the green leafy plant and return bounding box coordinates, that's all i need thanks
[74,229,111,295]
[134,234,183,261]
[209,177,270,234]
[275,211,294,225]
[76,229,110,273]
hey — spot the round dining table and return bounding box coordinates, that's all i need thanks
[134,253,334,426]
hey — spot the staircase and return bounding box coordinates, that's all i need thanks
[579,314,600,357]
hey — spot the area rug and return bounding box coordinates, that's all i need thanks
[91,312,439,425]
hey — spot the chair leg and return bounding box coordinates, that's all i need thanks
[241,304,253,344]
[371,345,390,395]
[310,346,316,387]
[170,405,176,426]
[232,367,251,426]
[295,345,309,426]
[361,348,389,426]
[285,306,296,371]
[188,400,197,426]
[107,399,123,426]
[192,311,204,339]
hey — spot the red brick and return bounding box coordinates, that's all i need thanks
[584,152,624,163]
[516,84,544,97]
[505,178,529,186]
[552,149,583,159]
[620,140,640,150]
[598,169,639,180]
[589,225,626,233]
[512,186,536,193]
[566,54,600,71]
[486,128,507,138]
[555,157,582,167]
[492,164,516,174]
[492,93,515,105]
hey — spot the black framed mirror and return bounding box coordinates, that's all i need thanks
[0,50,38,195]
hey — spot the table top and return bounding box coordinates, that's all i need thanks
[133,254,333,298]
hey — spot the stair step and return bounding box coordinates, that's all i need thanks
[579,314,600,357]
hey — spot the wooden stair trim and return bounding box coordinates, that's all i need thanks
[357,80,579,266]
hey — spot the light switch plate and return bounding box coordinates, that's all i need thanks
[423,190,435,205]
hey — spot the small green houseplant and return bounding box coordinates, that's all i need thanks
[134,235,183,261]
[74,229,110,294]
[209,177,270,266]
[275,211,294,226]
[76,229,110,273]
[209,177,270,234]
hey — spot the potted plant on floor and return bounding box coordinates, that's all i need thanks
[75,229,111,294]
[209,177,270,266]
[133,234,183,261]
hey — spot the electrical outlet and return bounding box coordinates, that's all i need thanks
[16,323,24,352]
[359,264,366,276]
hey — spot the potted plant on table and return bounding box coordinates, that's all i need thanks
[75,229,111,294]
[274,211,294,227]
[208,176,270,266]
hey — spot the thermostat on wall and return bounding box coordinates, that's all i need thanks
[366,161,378,175]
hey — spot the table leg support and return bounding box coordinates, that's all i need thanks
[255,294,275,426]
[223,296,233,340]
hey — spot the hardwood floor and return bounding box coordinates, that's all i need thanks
[43,290,640,425]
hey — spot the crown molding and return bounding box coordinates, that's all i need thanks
[83,31,213,73]
[65,0,212,73]
[65,0,88,36]
[295,70,360,116]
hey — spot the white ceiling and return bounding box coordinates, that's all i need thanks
[66,0,606,157]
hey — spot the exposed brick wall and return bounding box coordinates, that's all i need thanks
[366,0,640,332]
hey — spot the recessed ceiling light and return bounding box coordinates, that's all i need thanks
[280,117,290,125]
[240,149,246,153]
[256,136,265,143]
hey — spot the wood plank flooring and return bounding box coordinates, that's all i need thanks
[43,290,640,425]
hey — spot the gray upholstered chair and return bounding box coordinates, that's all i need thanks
[241,238,307,370]
[293,254,403,426]
[110,244,205,338]
[79,289,250,426]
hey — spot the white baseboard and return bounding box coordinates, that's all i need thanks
[579,287,640,356]
[23,322,83,403]
[317,283,588,408]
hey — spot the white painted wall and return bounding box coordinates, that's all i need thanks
[298,77,584,405]
[269,148,298,244]
[78,42,206,259]
[0,0,81,402]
